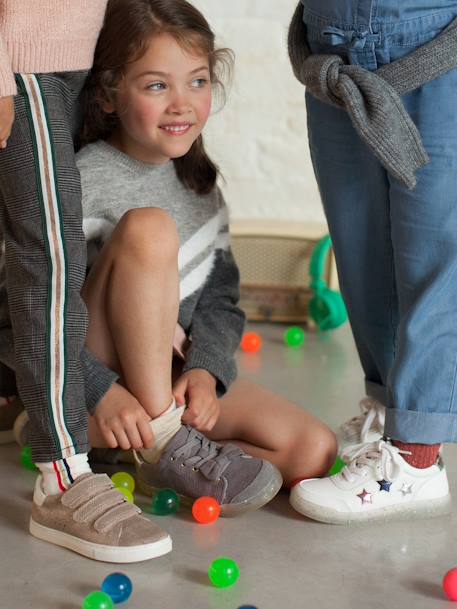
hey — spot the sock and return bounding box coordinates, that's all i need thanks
[392,440,441,469]
[139,398,185,464]
[37,453,92,495]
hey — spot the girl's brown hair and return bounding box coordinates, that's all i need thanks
[82,0,233,195]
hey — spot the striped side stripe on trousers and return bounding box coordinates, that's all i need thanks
[17,74,76,460]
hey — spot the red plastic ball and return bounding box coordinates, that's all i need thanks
[443,568,457,601]
[241,332,262,354]
[192,496,221,524]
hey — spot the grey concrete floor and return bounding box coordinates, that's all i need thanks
[1,323,457,609]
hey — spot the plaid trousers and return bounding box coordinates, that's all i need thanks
[0,72,90,462]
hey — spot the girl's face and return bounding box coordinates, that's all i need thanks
[107,32,213,164]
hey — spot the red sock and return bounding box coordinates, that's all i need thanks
[392,441,441,469]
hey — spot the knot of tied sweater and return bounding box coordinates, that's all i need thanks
[288,2,457,190]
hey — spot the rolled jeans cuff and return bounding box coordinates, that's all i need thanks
[385,408,457,444]
[365,380,387,406]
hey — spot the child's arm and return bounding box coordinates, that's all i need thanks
[173,191,245,431]
[180,245,245,392]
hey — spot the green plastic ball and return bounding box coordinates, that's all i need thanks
[82,591,114,609]
[20,445,37,471]
[329,457,346,476]
[111,471,135,493]
[208,557,240,588]
[116,487,134,503]
[284,326,306,348]
[151,488,180,515]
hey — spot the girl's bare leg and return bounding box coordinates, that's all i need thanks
[207,378,337,486]
[82,208,179,419]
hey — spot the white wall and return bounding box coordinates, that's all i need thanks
[191,0,325,224]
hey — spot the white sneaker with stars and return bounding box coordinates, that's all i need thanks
[290,439,451,524]
[336,397,385,455]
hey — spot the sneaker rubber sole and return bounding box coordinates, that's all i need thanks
[136,468,283,517]
[29,517,172,563]
[290,492,452,525]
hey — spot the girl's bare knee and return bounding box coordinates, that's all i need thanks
[114,208,179,263]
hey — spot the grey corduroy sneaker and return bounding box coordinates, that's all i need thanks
[30,472,172,562]
[0,396,23,444]
[134,425,283,516]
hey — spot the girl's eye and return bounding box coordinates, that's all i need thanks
[147,82,166,91]
[191,78,209,89]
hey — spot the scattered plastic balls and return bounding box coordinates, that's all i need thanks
[241,332,262,354]
[329,457,346,476]
[208,557,240,588]
[116,487,134,503]
[443,568,457,601]
[152,488,180,515]
[284,326,306,348]
[111,472,135,494]
[20,445,37,471]
[192,496,221,524]
[82,591,114,609]
[102,573,133,604]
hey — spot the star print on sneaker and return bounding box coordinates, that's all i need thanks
[336,397,385,455]
[289,440,451,524]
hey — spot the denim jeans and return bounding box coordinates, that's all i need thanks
[302,0,457,443]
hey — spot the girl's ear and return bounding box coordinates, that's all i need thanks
[101,97,116,114]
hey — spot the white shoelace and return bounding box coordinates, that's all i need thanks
[340,397,386,444]
[340,440,410,484]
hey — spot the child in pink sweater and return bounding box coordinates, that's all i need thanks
[0,1,172,562]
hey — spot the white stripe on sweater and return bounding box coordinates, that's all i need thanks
[178,209,228,271]
[180,251,216,302]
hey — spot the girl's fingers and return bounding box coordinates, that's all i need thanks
[181,408,195,425]
[200,403,220,432]
[101,428,118,449]
[173,388,187,407]
[112,426,131,451]
[191,401,214,431]
[204,413,218,433]
[138,419,155,449]
[125,423,143,451]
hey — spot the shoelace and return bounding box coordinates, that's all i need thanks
[171,426,245,482]
[62,473,141,533]
[340,397,386,444]
[340,440,410,484]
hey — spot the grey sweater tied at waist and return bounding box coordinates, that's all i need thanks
[288,3,457,189]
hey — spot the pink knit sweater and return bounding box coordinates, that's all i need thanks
[0,1,108,97]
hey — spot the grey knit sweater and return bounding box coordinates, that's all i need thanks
[76,140,245,397]
[288,2,457,189]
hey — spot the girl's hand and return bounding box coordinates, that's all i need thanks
[173,369,220,433]
[94,382,154,450]
[0,96,14,149]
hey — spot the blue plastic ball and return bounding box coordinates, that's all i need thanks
[101,573,133,604]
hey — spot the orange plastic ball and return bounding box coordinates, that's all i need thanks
[241,332,262,354]
[443,568,457,601]
[192,496,221,524]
